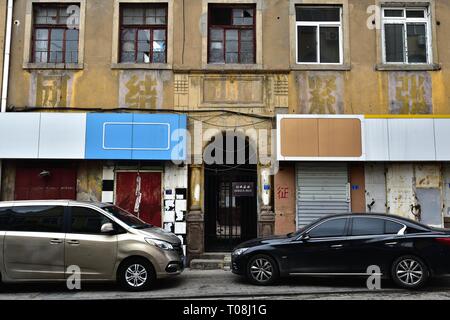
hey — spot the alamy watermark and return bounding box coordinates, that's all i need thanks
[366,265,382,290]
[66,265,81,290]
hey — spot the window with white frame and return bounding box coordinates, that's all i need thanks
[295,6,343,64]
[382,7,431,64]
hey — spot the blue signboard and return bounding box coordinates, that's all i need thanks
[85,113,187,160]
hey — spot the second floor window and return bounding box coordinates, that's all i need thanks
[33,4,79,64]
[120,4,167,64]
[208,5,256,64]
[382,7,430,64]
[296,6,342,64]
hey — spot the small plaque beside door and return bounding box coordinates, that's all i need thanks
[232,182,255,197]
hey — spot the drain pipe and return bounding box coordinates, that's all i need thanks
[1,0,13,113]
[0,0,14,198]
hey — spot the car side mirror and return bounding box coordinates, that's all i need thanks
[101,222,115,233]
[299,233,310,241]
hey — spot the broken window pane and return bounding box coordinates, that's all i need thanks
[320,26,340,63]
[233,8,253,25]
[153,41,165,52]
[33,5,78,64]
[385,24,405,62]
[210,7,232,25]
[407,24,427,63]
[120,5,167,63]
[298,26,317,62]
[209,5,255,64]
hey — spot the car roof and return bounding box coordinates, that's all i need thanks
[318,213,430,229]
[0,200,112,208]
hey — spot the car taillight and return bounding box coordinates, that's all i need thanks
[435,238,450,246]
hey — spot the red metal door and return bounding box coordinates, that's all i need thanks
[15,167,77,200]
[115,172,162,227]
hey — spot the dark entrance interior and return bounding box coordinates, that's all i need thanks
[204,133,258,252]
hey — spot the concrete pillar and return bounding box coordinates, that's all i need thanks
[258,166,275,237]
[186,164,204,260]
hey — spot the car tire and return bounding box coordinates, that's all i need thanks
[246,254,279,286]
[391,255,429,290]
[118,258,156,292]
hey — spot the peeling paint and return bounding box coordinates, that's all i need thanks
[76,162,102,202]
[30,71,74,108]
[119,71,166,109]
[0,161,15,201]
[389,72,432,114]
[415,164,441,189]
[386,164,415,220]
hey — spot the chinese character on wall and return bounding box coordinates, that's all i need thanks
[389,72,432,114]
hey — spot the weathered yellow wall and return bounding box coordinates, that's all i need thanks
[0,0,7,99]
[5,0,450,114]
[291,0,450,115]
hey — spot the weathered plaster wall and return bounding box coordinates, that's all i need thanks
[76,161,102,202]
[290,0,450,115]
[274,163,296,234]
[0,160,15,201]
[6,0,450,115]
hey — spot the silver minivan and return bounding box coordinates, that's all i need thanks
[0,200,184,291]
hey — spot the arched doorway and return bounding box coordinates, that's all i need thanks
[204,132,258,252]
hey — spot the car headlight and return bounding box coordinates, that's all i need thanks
[233,248,249,256]
[145,238,174,250]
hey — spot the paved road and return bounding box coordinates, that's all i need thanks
[0,269,449,300]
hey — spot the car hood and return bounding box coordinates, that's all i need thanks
[137,227,182,245]
[234,234,291,249]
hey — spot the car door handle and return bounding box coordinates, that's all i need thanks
[50,239,63,244]
[385,242,398,246]
[67,240,80,245]
[330,244,344,249]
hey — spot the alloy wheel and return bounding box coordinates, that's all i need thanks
[250,258,273,283]
[395,258,423,286]
[125,263,148,288]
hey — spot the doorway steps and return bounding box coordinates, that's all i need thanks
[190,253,232,270]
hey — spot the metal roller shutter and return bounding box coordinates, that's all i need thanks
[296,163,350,228]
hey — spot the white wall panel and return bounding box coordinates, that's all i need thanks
[388,119,435,161]
[365,163,387,213]
[364,119,389,161]
[38,113,86,159]
[435,119,450,160]
[0,113,40,158]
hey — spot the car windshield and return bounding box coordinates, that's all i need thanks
[102,205,152,229]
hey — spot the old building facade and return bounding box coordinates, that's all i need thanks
[0,0,449,261]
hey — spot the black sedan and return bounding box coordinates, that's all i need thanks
[231,213,450,289]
